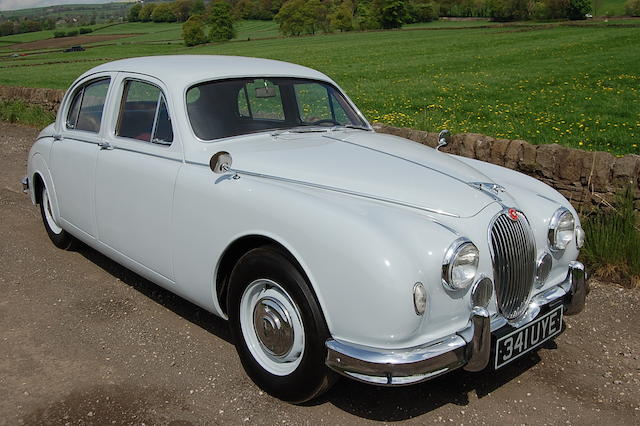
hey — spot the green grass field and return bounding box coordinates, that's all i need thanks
[1,19,639,155]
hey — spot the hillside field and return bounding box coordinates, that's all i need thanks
[0,19,639,155]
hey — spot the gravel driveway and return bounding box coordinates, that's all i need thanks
[0,122,638,425]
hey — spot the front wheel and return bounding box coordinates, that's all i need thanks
[39,185,76,250]
[228,246,336,403]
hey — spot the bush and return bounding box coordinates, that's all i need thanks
[567,0,591,19]
[78,27,93,34]
[208,1,236,41]
[53,30,66,38]
[626,0,640,16]
[582,189,640,288]
[182,14,208,46]
[66,29,79,37]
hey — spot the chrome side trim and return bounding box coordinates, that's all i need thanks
[193,161,460,217]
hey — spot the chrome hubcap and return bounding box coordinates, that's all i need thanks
[240,279,305,376]
[253,297,294,358]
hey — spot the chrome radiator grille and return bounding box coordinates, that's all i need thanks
[489,211,536,320]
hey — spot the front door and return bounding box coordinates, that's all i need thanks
[94,76,181,281]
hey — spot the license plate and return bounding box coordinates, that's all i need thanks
[494,305,563,369]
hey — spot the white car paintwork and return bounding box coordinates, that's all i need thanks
[27,55,582,351]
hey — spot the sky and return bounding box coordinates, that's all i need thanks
[0,0,135,12]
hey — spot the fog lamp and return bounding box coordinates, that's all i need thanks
[413,282,427,316]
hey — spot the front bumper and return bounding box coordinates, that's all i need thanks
[325,261,588,386]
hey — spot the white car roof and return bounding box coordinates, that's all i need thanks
[80,55,334,87]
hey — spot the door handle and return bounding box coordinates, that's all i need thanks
[98,141,114,150]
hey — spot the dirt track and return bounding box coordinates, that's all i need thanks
[0,122,639,425]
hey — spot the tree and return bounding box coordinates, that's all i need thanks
[173,0,194,22]
[329,0,355,31]
[152,3,177,22]
[138,2,157,22]
[275,0,329,36]
[626,0,640,16]
[0,21,15,36]
[128,3,142,22]
[192,0,206,15]
[566,0,590,19]
[406,0,439,23]
[374,0,407,29]
[182,14,208,46]
[208,1,236,41]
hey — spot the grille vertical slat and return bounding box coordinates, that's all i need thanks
[490,212,536,320]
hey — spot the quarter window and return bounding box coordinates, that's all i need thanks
[66,78,110,133]
[116,80,173,145]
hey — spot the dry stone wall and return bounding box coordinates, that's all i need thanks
[374,124,640,214]
[0,86,64,113]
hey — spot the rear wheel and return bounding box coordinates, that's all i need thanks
[228,246,336,403]
[39,185,76,250]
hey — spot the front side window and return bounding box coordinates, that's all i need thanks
[186,77,366,141]
[116,80,173,145]
[66,78,110,133]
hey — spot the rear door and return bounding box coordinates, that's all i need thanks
[94,74,182,281]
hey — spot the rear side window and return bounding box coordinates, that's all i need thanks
[116,80,173,145]
[66,78,110,133]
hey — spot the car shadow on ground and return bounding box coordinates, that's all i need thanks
[313,349,549,421]
[76,243,554,421]
[76,244,233,345]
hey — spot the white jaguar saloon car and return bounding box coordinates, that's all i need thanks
[24,55,587,403]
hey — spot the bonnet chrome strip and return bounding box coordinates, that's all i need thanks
[185,160,459,217]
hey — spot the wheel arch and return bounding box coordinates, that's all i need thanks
[215,234,324,323]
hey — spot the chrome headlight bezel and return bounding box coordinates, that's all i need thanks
[442,238,480,291]
[548,208,575,251]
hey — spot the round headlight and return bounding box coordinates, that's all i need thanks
[548,208,575,251]
[575,226,585,249]
[442,239,479,291]
[413,282,427,316]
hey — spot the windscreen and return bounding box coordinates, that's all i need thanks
[186,78,367,141]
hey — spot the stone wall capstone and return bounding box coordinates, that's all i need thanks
[373,124,640,214]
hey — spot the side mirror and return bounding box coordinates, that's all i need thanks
[210,151,232,174]
[437,129,451,151]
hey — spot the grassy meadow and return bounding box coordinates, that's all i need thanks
[0,19,639,155]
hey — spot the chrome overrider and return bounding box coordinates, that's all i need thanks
[325,262,588,385]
